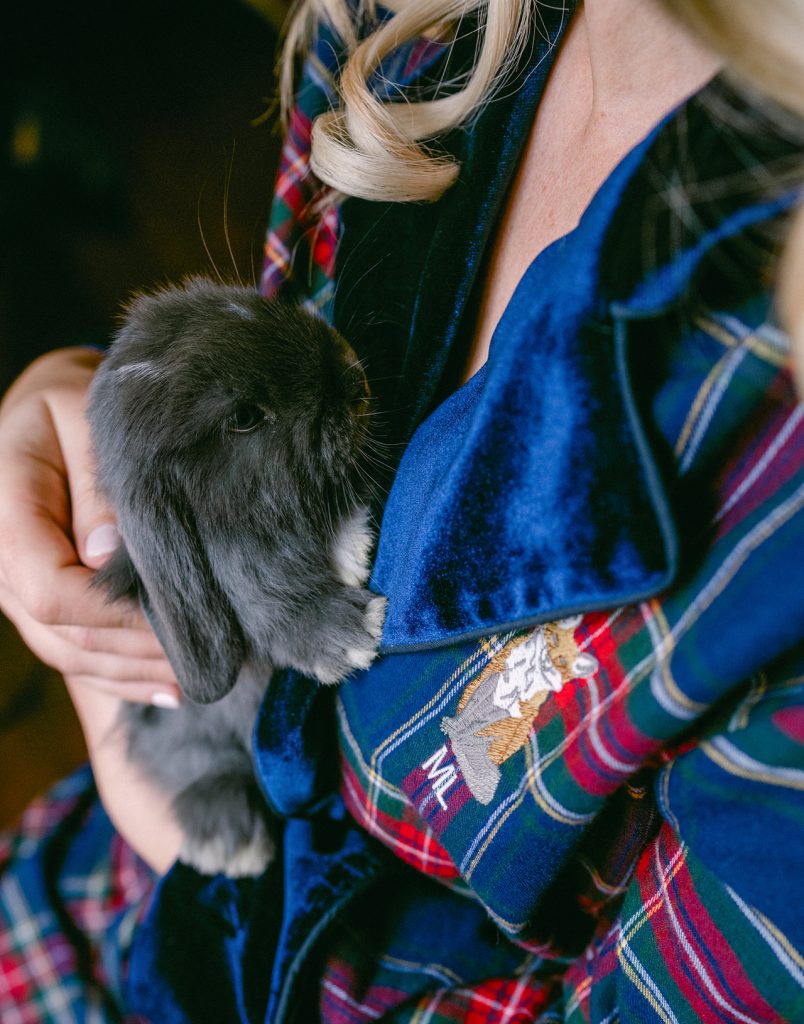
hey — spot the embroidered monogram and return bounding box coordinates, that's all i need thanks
[421,745,460,810]
[441,618,599,805]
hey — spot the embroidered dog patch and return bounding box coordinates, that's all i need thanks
[439,617,599,805]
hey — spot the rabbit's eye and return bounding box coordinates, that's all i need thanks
[227,403,268,434]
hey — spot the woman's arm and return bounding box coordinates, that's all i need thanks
[64,678,182,873]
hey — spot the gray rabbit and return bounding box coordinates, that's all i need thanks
[87,277,385,876]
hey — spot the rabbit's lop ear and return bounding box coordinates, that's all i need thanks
[122,484,246,705]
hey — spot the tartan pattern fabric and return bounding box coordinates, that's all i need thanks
[259,34,341,310]
[320,950,563,1023]
[259,23,445,312]
[563,822,804,1023]
[0,766,154,1023]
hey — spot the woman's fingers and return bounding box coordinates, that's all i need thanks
[1,584,181,699]
[53,622,171,659]
[65,675,181,707]
[0,381,134,630]
[0,347,181,706]
[40,356,123,572]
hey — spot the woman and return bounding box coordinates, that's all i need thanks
[1,0,802,1020]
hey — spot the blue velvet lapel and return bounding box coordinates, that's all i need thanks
[334,61,799,650]
[370,124,681,649]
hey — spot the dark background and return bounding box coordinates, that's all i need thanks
[1,0,289,824]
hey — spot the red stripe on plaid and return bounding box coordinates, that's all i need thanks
[0,954,32,1004]
[576,610,629,663]
[313,208,339,279]
[321,958,559,1024]
[261,102,339,298]
[321,956,411,1023]
[340,755,460,879]
[276,107,313,192]
[641,826,782,1022]
[715,399,804,539]
[412,973,558,1024]
[401,740,473,835]
[772,705,804,743]
[560,621,658,797]
[462,974,556,1023]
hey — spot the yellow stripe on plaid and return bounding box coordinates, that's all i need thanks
[674,341,741,459]
[697,316,789,368]
[644,600,709,720]
[701,736,804,790]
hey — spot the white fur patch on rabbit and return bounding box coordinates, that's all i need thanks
[332,507,374,586]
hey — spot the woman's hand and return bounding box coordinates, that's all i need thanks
[0,347,182,871]
[0,347,181,701]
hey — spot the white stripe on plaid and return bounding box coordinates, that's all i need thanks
[725,885,804,987]
[1,877,83,1024]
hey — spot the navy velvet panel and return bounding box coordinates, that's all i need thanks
[126,809,395,1024]
[371,125,677,649]
[126,864,281,1024]
[264,813,394,1022]
[252,669,338,818]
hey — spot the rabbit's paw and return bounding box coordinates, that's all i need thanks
[311,590,387,684]
[181,824,274,878]
[174,773,275,878]
[345,594,386,668]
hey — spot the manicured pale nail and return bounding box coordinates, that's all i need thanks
[151,692,180,710]
[85,524,121,559]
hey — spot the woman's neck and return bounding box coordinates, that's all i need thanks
[574,0,722,139]
[455,0,722,387]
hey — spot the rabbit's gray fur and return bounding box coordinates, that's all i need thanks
[87,277,385,876]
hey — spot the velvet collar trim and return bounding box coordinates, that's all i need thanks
[332,17,797,652]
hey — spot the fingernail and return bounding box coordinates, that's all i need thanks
[85,523,121,559]
[151,692,180,710]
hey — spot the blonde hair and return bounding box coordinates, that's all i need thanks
[279,1,804,198]
[279,0,533,202]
